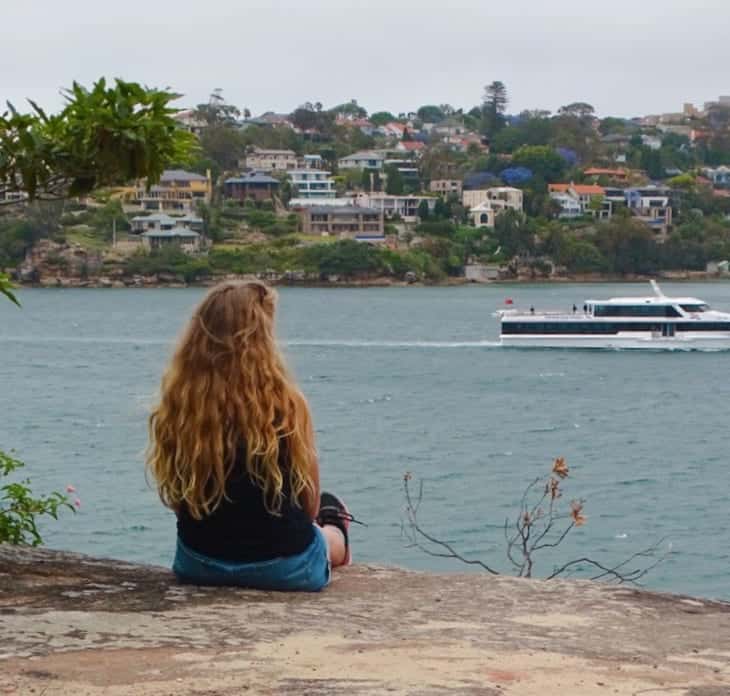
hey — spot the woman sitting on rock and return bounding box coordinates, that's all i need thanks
[147,280,352,591]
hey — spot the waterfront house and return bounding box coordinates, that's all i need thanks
[299,205,385,243]
[338,151,385,170]
[125,170,212,214]
[130,213,203,234]
[624,186,673,241]
[353,193,436,223]
[224,172,280,202]
[549,183,606,218]
[548,192,583,219]
[141,228,201,252]
[288,170,336,198]
[242,148,298,172]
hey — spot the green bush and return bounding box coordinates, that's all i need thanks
[0,450,76,546]
[125,247,211,281]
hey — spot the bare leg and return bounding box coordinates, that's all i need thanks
[320,524,347,567]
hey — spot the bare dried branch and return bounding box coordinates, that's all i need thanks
[402,459,666,586]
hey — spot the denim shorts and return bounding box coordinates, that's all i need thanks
[172,525,331,592]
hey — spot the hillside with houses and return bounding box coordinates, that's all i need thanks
[3,83,730,286]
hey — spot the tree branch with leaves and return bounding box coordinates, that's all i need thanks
[0,78,196,205]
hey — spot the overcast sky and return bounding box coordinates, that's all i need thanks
[2,1,729,119]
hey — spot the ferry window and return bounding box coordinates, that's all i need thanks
[679,304,708,313]
[594,305,680,317]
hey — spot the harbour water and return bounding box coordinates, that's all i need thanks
[2,283,729,599]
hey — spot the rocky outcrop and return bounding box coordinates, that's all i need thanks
[18,238,104,284]
[1,545,729,695]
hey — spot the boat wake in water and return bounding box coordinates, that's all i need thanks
[284,339,501,349]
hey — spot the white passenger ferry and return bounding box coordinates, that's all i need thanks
[496,282,730,349]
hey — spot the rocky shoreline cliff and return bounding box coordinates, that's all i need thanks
[2,545,729,695]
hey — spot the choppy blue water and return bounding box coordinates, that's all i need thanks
[2,283,729,599]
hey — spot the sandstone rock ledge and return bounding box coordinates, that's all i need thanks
[0,546,729,696]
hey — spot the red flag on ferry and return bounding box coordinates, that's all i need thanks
[505,298,514,305]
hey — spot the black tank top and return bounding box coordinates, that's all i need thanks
[176,445,314,562]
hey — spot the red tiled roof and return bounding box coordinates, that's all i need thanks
[548,183,570,193]
[398,141,425,151]
[584,168,627,178]
[574,184,605,195]
[549,183,605,195]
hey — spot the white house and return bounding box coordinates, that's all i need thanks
[549,193,583,219]
[703,166,730,186]
[354,193,436,222]
[288,170,336,198]
[130,213,203,234]
[463,187,523,212]
[338,151,385,170]
[470,201,497,228]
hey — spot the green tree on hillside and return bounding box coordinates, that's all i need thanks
[512,145,566,182]
[370,111,397,126]
[481,81,508,137]
[416,105,445,123]
[194,89,240,126]
[384,165,404,195]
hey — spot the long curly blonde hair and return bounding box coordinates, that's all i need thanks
[147,280,317,519]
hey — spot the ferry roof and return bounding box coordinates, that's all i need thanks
[586,295,706,305]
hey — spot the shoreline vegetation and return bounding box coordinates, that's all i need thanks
[15,271,730,290]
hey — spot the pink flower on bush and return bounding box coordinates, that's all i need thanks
[74,498,81,509]
[66,485,76,493]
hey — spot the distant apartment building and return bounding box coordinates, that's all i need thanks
[125,170,212,213]
[288,170,336,198]
[242,148,298,172]
[354,193,436,222]
[430,179,463,197]
[299,205,385,243]
[224,172,280,202]
[338,150,385,170]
